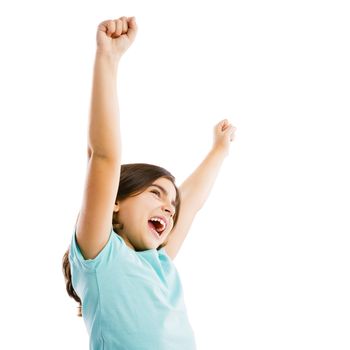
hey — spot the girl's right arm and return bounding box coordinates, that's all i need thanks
[75,17,137,260]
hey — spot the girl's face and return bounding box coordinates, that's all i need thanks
[113,177,177,251]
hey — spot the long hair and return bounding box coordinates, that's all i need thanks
[62,163,181,317]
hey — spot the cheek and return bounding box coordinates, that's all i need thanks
[168,221,174,233]
[119,210,139,227]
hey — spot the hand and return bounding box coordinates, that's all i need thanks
[212,119,237,156]
[96,16,138,59]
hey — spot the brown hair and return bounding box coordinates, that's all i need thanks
[62,163,181,317]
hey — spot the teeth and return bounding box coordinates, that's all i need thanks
[150,217,166,231]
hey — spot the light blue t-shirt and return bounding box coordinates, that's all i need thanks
[69,226,197,350]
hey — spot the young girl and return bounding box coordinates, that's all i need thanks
[62,16,236,349]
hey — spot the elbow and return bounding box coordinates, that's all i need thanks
[90,150,121,163]
[88,145,121,162]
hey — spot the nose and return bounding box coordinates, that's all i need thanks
[162,202,175,218]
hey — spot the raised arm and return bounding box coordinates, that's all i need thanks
[179,120,236,210]
[87,52,120,159]
[88,17,137,158]
[164,120,237,260]
[76,17,137,260]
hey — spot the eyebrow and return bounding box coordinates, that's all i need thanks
[150,184,176,208]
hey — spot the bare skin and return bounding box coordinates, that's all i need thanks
[113,177,177,251]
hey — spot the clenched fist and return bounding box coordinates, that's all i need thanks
[96,16,138,58]
[212,119,237,156]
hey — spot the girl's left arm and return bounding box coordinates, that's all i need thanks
[164,119,236,260]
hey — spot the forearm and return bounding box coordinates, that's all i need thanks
[179,147,228,210]
[88,52,121,159]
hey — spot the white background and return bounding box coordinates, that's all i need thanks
[0,0,349,349]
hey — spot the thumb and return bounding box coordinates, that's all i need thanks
[126,17,138,41]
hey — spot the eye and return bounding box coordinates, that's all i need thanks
[151,189,161,197]
[150,189,176,215]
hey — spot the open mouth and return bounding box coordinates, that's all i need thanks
[148,217,167,238]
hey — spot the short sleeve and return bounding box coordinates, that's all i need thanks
[69,226,122,271]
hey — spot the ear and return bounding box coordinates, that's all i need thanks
[114,201,120,213]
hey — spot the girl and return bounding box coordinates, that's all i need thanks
[62,16,236,350]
